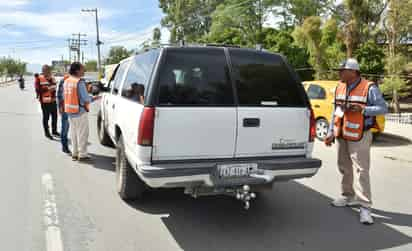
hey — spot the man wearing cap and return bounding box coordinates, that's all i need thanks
[324,58,387,225]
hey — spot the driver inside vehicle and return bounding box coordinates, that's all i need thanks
[129,83,145,104]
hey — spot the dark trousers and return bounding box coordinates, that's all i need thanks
[41,102,58,135]
[61,112,69,150]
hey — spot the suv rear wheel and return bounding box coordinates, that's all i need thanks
[116,135,146,201]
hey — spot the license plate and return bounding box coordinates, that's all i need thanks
[217,163,258,178]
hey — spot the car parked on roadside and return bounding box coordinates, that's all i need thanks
[97,46,322,208]
[303,81,385,141]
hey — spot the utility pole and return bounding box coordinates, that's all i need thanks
[82,8,103,77]
[67,40,71,62]
[67,33,87,63]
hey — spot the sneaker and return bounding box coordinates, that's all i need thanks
[45,134,54,140]
[331,196,360,207]
[62,148,72,155]
[360,207,374,225]
[52,132,60,137]
[72,155,78,161]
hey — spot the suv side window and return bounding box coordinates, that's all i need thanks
[157,48,234,106]
[307,84,326,99]
[229,49,306,107]
[121,50,159,103]
[111,62,128,95]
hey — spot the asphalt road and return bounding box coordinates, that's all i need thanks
[1,78,412,251]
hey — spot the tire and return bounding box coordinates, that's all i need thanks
[372,132,380,141]
[115,136,146,201]
[97,111,114,147]
[315,118,329,141]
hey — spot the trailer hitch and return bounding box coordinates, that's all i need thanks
[236,185,256,210]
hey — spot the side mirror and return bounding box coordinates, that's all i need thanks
[99,82,110,93]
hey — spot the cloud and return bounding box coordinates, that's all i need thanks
[0,0,29,7]
[0,6,168,64]
[102,26,170,50]
[0,8,117,38]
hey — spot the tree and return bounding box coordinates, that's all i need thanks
[381,0,412,113]
[354,40,385,77]
[0,57,26,77]
[273,0,332,26]
[152,27,162,47]
[207,0,274,46]
[381,55,410,113]
[339,0,388,57]
[293,17,346,79]
[85,60,98,72]
[293,17,326,79]
[104,46,133,65]
[159,0,224,42]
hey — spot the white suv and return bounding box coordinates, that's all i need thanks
[97,46,321,208]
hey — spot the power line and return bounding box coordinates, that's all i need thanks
[67,33,87,63]
[104,30,153,45]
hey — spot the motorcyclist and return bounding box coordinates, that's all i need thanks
[18,75,25,90]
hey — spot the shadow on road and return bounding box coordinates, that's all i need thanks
[127,181,412,251]
[373,133,411,147]
[88,153,116,172]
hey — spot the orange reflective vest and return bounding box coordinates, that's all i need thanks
[38,75,56,104]
[64,76,90,114]
[333,78,377,141]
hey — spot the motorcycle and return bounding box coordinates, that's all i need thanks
[18,76,25,90]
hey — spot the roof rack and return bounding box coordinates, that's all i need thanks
[204,43,241,48]
[134,42,266,53]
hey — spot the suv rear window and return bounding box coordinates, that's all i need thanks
[157,48,234,106]
[229,49,306,107]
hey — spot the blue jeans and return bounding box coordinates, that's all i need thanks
[61,112,70,150]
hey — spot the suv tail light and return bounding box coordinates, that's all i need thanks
[309,107,316,142]
[138,107,155,146]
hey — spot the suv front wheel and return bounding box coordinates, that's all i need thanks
[115,135,146,201]
[97,111,114,147]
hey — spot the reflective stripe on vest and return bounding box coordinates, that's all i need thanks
[334,79,375,141]
[65,104,79,109]
[347,95,367,103]
[343,130,360,139]
[346,121,361,129]
[335,94,346,101]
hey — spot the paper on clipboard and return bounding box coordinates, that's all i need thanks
[334,106,344,118]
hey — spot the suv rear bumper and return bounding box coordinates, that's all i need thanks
[135,156,322,188]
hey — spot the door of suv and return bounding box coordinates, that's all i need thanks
[152,48,237,161]
[115,50,159,155]
[229,49,311,158]
[107,61,129,139]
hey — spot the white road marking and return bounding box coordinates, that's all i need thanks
[42,173,64,251]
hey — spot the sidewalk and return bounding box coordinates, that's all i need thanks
[0,79,16,87]
[382,121,412,142]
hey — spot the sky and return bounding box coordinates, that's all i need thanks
[0,0,170,72]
